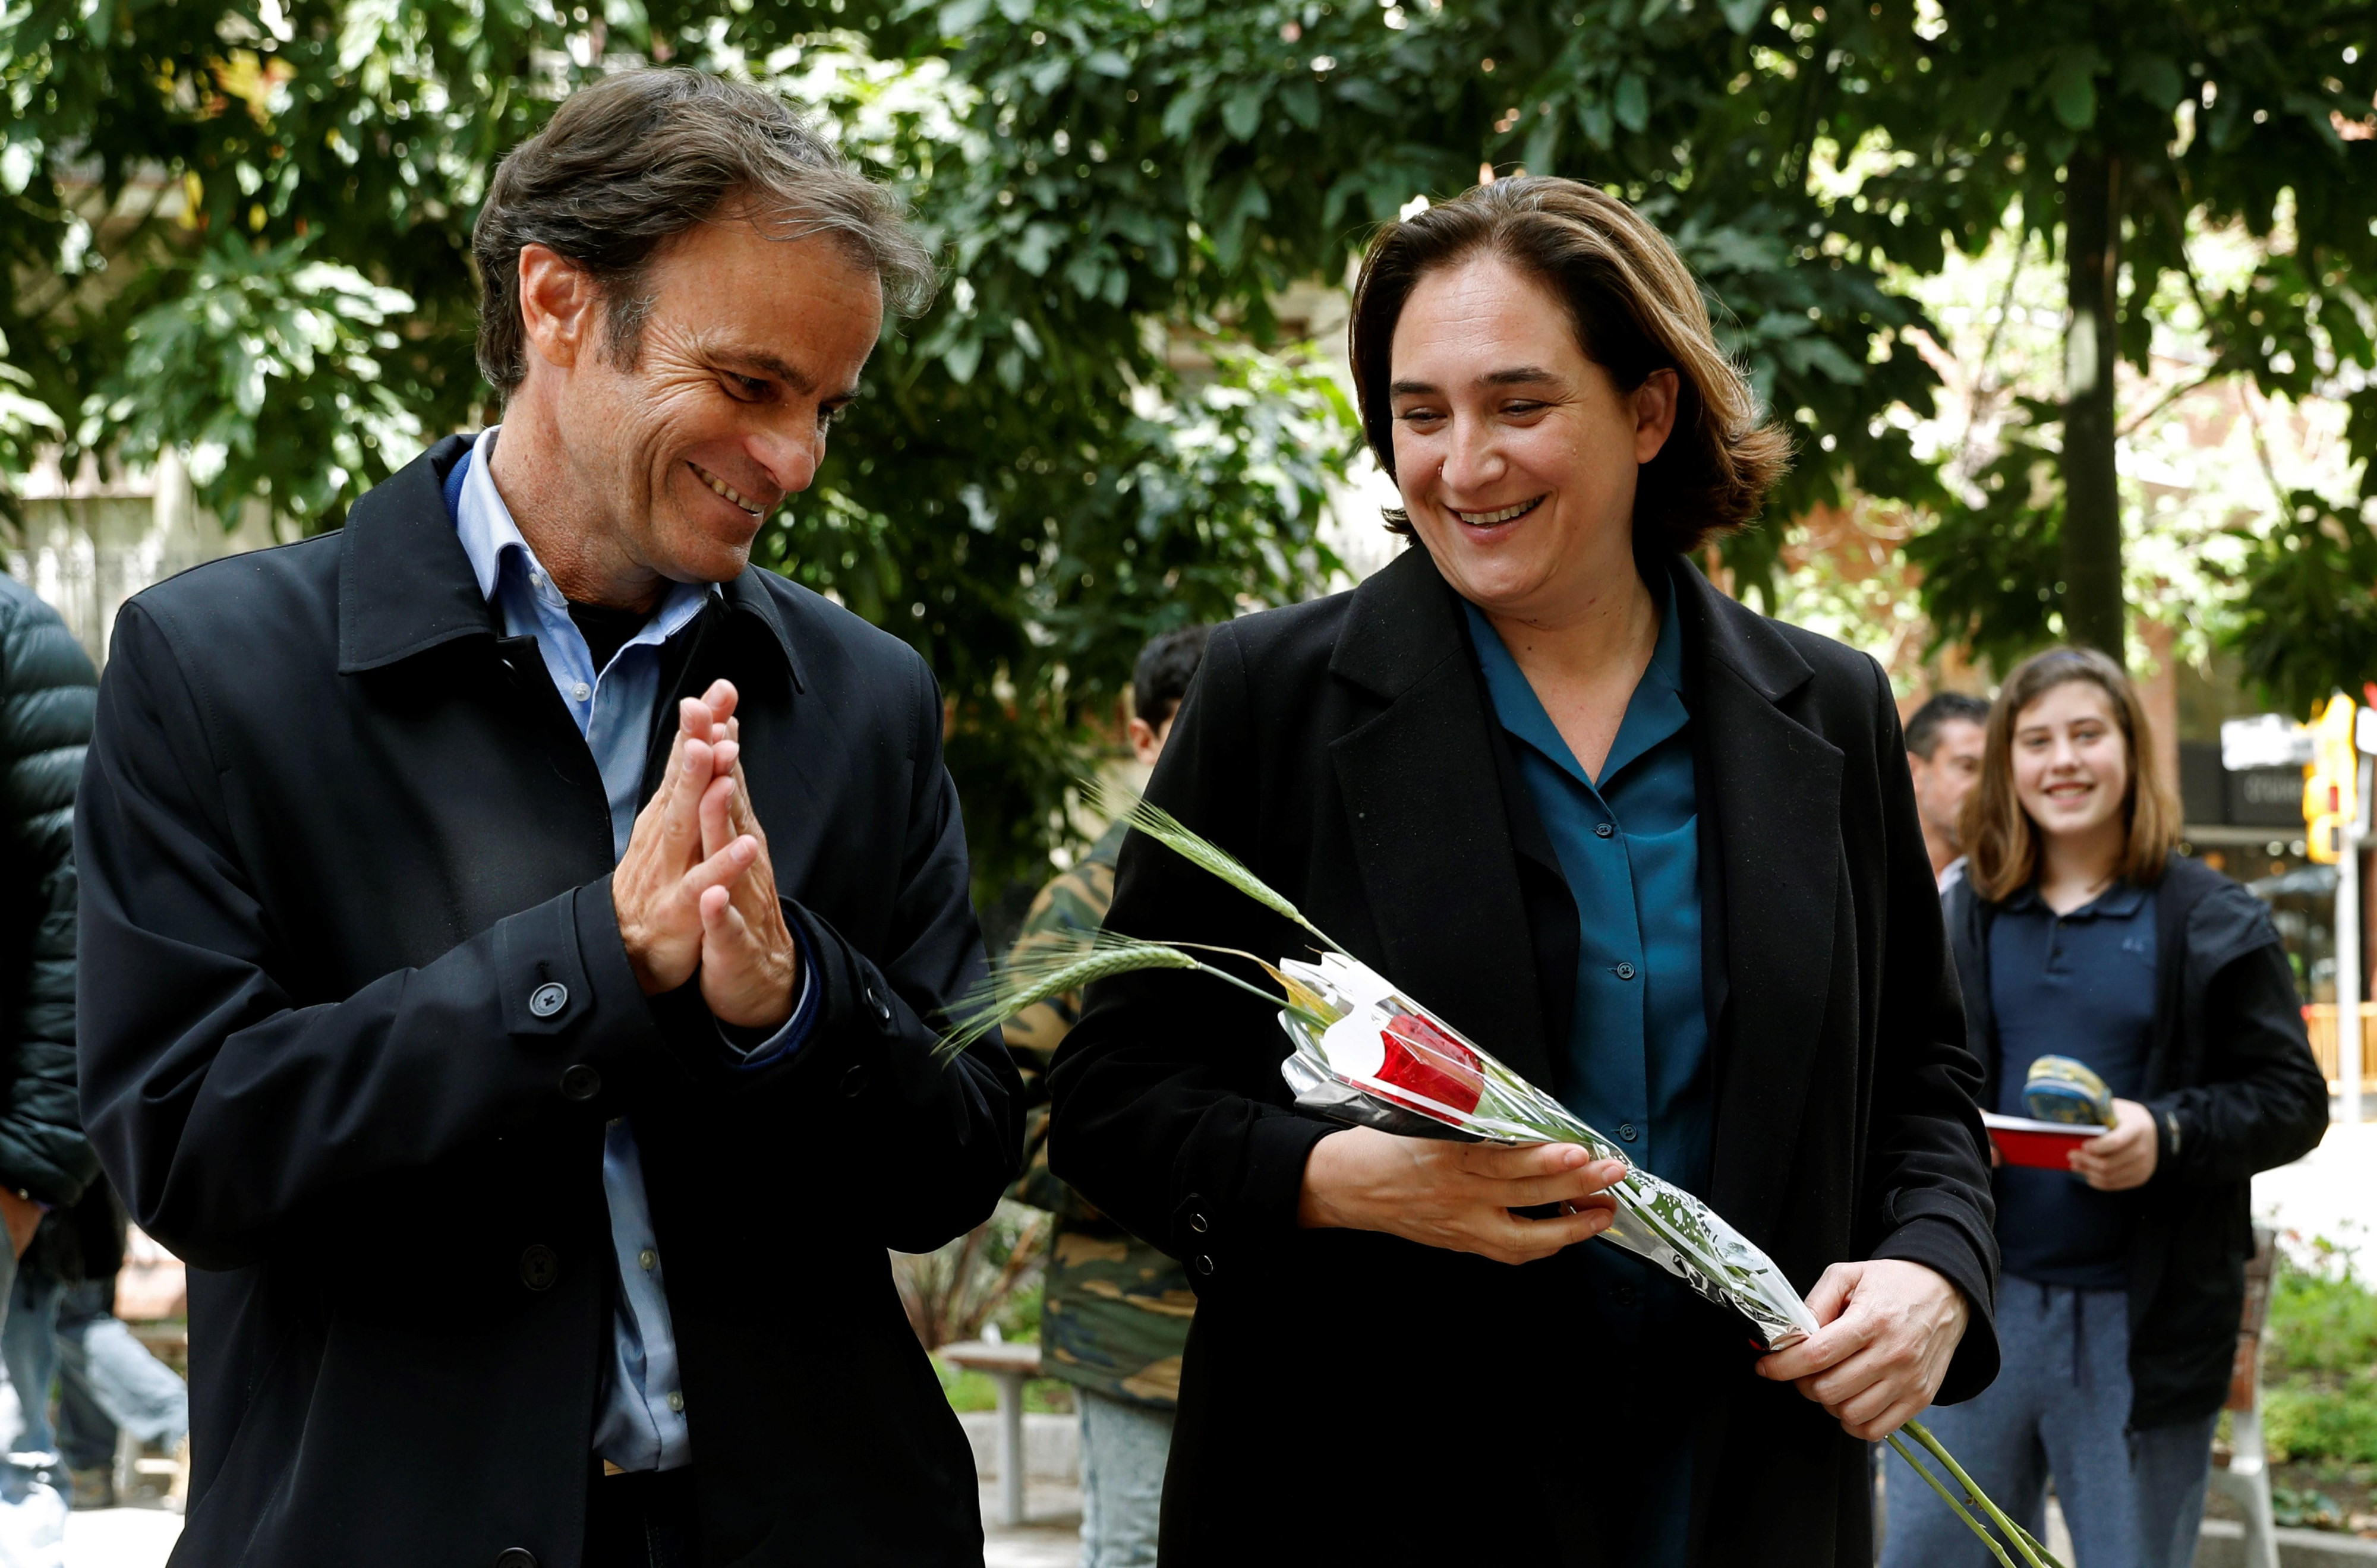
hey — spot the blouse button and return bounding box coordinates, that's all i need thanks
[1594,822,1615,838]
[1614,962,1637,981]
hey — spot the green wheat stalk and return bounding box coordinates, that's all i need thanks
[936,928,1322,1063]
[1085,776,1350,957]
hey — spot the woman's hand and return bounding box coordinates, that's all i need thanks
[2067,1097,2158,1191]
[1754,1259,1968,1441]
[1296,1127,1626,1264]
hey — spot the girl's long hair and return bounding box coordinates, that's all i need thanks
[1962,646,2180,903]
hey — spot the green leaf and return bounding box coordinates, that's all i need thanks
[1613,74,1650,134]
[1084,48,1131,77]
[1719,0,1763,33]
[1221,84,1266,141]
[2117,52,2181,110]
[2045,46,2103,131]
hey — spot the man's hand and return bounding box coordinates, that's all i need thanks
[1755,1259,1968,1441]
[612,682,775,1001]
[1297,1127,1625,1265]
[0,1190,39,1259]
[693,705,798,1030]
[2067,1097,2158,1191]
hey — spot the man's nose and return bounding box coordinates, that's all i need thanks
[752,419,822,499]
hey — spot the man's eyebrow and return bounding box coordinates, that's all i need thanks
[715,349,818,395]
[1387,378,1438,397]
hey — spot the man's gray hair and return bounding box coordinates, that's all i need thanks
[471,68,938,396]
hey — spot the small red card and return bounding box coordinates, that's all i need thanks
[1982,1111,2107,1170]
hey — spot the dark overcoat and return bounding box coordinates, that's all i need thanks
[1047,544,2001,1567]
[1946,856,2328,1430]
[74,436,1022,1567]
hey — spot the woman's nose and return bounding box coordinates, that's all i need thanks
[1438,414,1505,494]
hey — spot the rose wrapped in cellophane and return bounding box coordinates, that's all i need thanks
[940,783,2066,1568]
[1271,948,1819,1352]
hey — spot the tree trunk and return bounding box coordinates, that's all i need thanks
[2061,149,2126,657]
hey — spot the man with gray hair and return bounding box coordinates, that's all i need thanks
[76,70,1021,1567]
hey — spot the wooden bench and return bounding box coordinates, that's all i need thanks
[2208,1226,2280,1568]
[937,1338,1043,1528]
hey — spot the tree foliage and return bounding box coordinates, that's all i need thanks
[1800,0,2377,684]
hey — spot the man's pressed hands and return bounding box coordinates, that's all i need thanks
[1756,1258,1969,1441]
[614,679,800,1029]
[1297,1127,1628,1265]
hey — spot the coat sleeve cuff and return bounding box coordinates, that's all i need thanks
[1872,1214,2001,1405]
[1168,1113,1338,1294]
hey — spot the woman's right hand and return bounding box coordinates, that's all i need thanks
[1295,1127,1628,1265]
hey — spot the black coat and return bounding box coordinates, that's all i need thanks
[0,574,97,1209]
[1048,545,2000,1568]
[75,437,1022,1568]
[1945,854,2328,1430]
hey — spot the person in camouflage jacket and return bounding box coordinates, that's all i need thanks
[1002,625,1208,1568]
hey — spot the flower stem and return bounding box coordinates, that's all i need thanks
[1886,1434,2024,1568]
[1903,1421,2066,1568]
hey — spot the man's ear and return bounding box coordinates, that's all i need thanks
[517,244,599,373]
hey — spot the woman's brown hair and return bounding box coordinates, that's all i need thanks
[1347,176,1792,554]
[1962,646,2181,902]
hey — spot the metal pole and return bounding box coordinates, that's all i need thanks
[2346,757,2374,1126]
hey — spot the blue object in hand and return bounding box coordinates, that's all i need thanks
[2023,1054,2116,1127]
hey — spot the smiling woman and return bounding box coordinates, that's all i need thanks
[1048,176,2004,1568]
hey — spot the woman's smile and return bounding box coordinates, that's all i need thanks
[1449,494,1546,528]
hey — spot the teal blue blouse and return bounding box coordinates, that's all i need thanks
[1463,580,1711,1197]
[1465,579,1709,1567]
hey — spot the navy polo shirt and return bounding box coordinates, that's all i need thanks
[1988,882,2158,1289]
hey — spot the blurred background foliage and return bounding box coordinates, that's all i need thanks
[3,0,2375,898]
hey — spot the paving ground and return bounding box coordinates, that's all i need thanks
[54,1488,1085,1568]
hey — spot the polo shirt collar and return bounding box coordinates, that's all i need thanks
[2003,881,2149,920]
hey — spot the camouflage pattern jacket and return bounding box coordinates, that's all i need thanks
[1004,822,1193,1408]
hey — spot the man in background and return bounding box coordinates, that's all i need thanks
[1906,691,1991,894]
[1004,624,1209,1568]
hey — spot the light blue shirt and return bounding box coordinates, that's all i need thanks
[449,430,813,1473]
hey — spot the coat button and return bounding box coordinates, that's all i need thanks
[840,1064,868,1098]
[1613,962,1636,981]
[560,1064,601,1102]
[1188,1212,1209,1234]
[495,1551,538,1568]
[519,1244,559,1292]
[1595,822,1615,838]
[863,985,894,1028]
[529,982,569,1018]
[1618,1123,1639,1143]
[1193,1254,1215,1276]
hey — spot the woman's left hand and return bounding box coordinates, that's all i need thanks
[1754,1259,1968,1441]
[2067,1097,2159,1191]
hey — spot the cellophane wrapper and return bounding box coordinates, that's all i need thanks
[1275,952,1821,1351]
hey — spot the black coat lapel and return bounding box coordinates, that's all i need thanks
[1677,569,1846,1243]
[1326,548,1558,1091]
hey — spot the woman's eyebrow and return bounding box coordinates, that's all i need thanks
[1480,366,1559,387]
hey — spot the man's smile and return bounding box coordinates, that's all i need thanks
[688,460,766,518]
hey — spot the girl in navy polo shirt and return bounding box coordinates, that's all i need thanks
[1884,647,2327,1568]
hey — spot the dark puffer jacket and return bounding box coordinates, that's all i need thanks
[0,575,97,1207]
